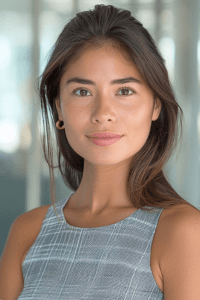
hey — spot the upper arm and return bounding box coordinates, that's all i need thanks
[160,207,200,299]
[0,204,51,300]
[0,216,25,300]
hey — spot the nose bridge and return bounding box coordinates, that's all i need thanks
[90,88,116,121]
[94,86,115,109]
[93,95,113,116]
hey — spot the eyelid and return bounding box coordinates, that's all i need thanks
[72,86,136,96]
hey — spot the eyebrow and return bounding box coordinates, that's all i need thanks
[66,76,143,86]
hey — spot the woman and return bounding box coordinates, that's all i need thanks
[1,4,200,300]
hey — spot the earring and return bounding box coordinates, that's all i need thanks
[56,120,65,130]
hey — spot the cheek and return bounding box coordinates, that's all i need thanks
[61,105,87,155]
[127,101,153,127]
[127,106,153,143]
[61,101,82,129]
[63,119,85,158]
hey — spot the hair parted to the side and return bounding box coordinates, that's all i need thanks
[38,4,193,224]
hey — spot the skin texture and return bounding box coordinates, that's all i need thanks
[55,44,162,215]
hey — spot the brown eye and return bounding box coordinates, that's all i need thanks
[72,86,136,97]
[73,88,90,97]
[118,88,134,96]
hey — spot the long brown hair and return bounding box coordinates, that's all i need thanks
[38,4,192,224]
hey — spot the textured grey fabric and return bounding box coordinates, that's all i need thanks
[18,192,164,300]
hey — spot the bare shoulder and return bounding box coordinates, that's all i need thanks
[157,202,200,282]
[158,202,200,246]
[0,204,52,299]
[159,203,200,232]
[158,203,200,298]
[18,204,52,265]
[17,203,52,225]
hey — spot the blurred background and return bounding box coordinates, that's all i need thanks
[0,0,200,256]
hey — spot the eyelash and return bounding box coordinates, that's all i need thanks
[72,86,136,97]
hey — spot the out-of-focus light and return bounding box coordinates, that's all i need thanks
[136,10,156,29]
[44,0,73,13]
[0,12,31,47]
[0,36,12,69]
[159,37,175,64]
[19,123,32,151]
[1,93,22,119]
[159,37,175,81]
[198,112,200,152]
[198,40,200,83]
[139,0,155,3]
[0,120,20,154]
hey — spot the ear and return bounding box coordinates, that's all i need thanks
[152,97,162,121]
[55,98,63,120]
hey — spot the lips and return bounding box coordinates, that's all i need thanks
[89,133,122,138]
[89,135,122,146]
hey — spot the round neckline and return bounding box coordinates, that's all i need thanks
[60,193,140,230]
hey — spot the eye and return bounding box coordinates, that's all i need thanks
[72,88,91,97]
[118,86,136,96]
[72,86,136,97]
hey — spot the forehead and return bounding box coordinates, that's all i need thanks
[61,43,145,84]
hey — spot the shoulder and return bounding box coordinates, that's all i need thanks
[159,202,200,237]
[3,204,52,255]
[8,204,52,241]
[14,204,52,238]
[157,202,200,259]
[16,204,52,261]
[17,203,52,225]
[0,204,52,299]
[158,203,200,298]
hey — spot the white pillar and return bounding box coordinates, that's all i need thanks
[154,0,162,43]
[25,0,41,211]
[172,0,200,208]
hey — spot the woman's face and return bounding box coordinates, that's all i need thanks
[55,44,161,167]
